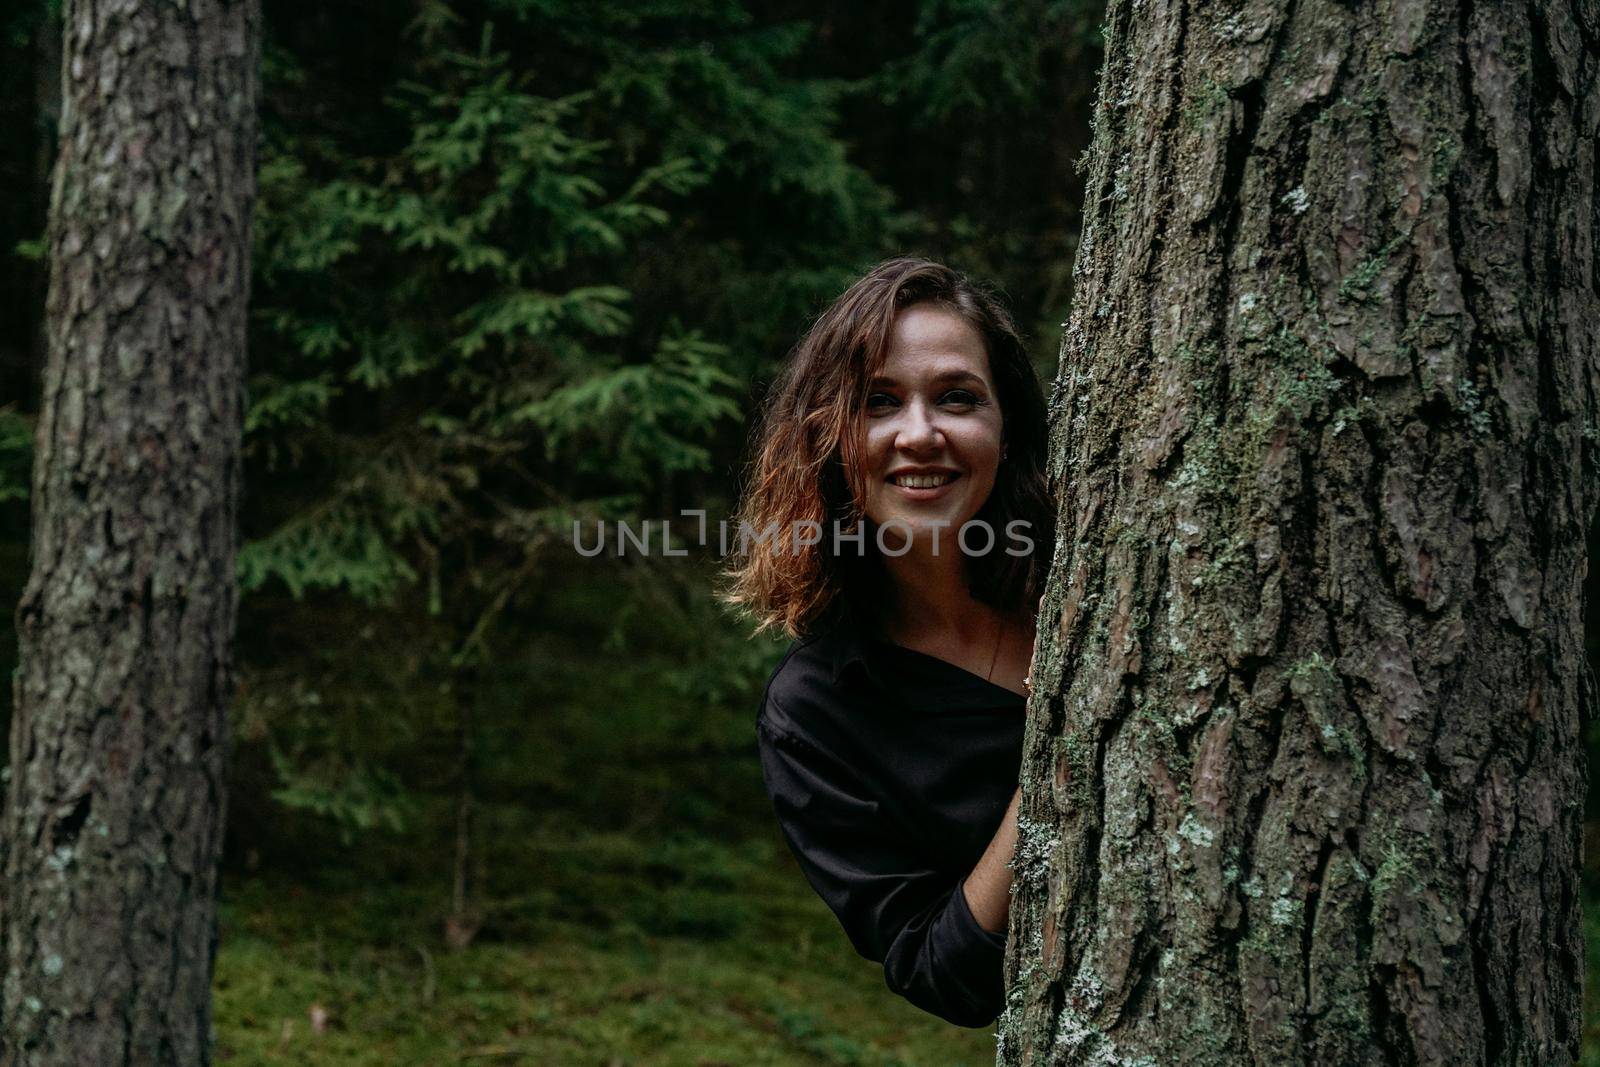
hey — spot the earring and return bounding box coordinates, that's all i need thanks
[1001,444,1009,460]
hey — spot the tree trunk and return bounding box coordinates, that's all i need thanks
[1002,1,1597,1064]
[1,0,258,1062]
[444,669,484,951]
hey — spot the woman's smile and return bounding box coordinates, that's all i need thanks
[887,468,962,499]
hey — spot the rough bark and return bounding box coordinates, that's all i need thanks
[1,0,258,1062]
[1001,0,1598,1064]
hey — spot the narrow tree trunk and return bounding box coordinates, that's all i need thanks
[444,673,483,951]
[1003,0,1596,1064]
[1,0,259,1061]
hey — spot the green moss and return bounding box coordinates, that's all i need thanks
[1055,730,1097,809]
[1329,725,1367,775]
[1170,422,1239,509]
[1369,839,1423,901]
[1337,235,1406,303]
[1285,653,1366,772]
[1180,531,1241,594]
[1320,79,1383,126]
[1266,338,1343,417]
[1177,339,1222,371]
[1457,376,1491,435]
[1330,397,1378,436]
[1285,651,1336,683]
[1430,133,1462,184]
[1277,43,1305,91]
[1183,79,1231,133]
[214,870,984,1067]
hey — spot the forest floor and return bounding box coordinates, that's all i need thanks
[209,571,995,1066]
[210,836,994,1066]
[203,568,1600,1065]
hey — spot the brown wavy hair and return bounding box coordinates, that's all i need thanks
[721,257,1055,639]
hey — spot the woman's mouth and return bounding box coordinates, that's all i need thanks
[887,471,959,499]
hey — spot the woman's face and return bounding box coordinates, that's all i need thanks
[860,303,1004,552]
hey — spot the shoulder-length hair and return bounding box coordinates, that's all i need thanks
[721,256,1055,639]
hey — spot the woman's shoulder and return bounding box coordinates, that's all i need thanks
[757,608,862,744]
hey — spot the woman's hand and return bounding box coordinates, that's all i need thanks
[963,785,1022,934]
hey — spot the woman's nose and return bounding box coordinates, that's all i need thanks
[895,399,942,451]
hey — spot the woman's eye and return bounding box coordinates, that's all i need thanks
[864,389,983,412]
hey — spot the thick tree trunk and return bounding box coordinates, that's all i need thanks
[1002,0,1597,1064]
[1,0,258,1062]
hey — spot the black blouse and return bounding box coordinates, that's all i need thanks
[755,609,1026,1027]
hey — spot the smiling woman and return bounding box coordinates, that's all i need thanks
[720,258,1056,1027]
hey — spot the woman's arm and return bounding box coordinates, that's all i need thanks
[961,785,1021,934]
[963,604,1041,934]
[757,712,1011,1026]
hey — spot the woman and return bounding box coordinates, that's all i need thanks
[722,257,1054,1027]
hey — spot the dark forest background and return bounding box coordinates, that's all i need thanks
[0,1,1592,1062]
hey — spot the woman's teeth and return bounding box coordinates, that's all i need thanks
[891,473,956,488]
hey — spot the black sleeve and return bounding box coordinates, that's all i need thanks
[755,709,1007,1028]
